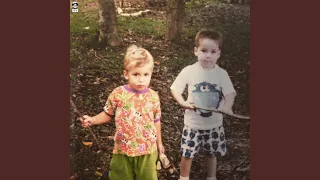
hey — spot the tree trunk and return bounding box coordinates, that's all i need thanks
[98,0,121,47]
[165,0,185,43]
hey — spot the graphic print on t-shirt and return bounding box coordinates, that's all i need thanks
[191,81,223,117]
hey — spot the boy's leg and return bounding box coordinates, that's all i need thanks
[109,154,134,180]
[206,156,217,177]
[134,151,158,180]
[180,125,202,180]
[180,156,193,177]
[204,125,227,180]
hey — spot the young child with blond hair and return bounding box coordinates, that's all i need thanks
[81,44,164,180]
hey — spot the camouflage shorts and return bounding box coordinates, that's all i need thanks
[180,125,227,158]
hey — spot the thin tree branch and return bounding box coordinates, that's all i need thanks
[70,97,104,151]
[193,106,250,120]
[231,154,250,172]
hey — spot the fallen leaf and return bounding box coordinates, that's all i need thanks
[168,168,174,174]
[82,141,93,147]
[95,171,102,176]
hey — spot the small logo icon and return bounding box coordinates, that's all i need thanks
[71,2,79,12]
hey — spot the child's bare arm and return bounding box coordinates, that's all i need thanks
[171,89,194,109]
[80,111,112,127]
[155,121,165,154]
[91,111,112,125]
[221,92,236,114]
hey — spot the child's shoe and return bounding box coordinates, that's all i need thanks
[206,177,217,180]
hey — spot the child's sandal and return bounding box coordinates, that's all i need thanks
[159,153,171,168]
[156,159,162,170]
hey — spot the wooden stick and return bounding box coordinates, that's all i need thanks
[70,97,104,150]
[193,106,250,120]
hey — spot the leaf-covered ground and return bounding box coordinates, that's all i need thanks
[70,0,250,180]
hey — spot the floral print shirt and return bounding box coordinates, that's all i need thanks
[103,85,161,157]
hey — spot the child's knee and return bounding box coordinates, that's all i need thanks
[181,156,193,165]
[206,155,217,159]
[181,148,198,158]
[181,156,193,161]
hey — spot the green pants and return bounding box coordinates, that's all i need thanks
[109,152,158,180]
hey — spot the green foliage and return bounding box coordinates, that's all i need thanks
[118,16,166,38]
[70,2,167,46]
[70,0,98,35]
[183,26,198,39]
[162,55,197,73]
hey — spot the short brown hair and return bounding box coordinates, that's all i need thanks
[195,29,223,49]
[124,44,154,71]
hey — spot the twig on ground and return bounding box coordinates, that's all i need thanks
[70,174,78,180]
[237,164,250,172]
[231,154,250,172]
[117,7,152,17]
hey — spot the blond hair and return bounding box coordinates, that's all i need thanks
[124,45,154,71]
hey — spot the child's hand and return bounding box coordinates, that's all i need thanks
[180,101,195,110]
[157,143,165,154]
[80,115,94,127]
[220,106,233,115]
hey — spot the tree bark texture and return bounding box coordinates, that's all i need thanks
[98,0,121,47]
[165,0,185,43]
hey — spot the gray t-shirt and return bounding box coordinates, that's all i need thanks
[170,62,236,129]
